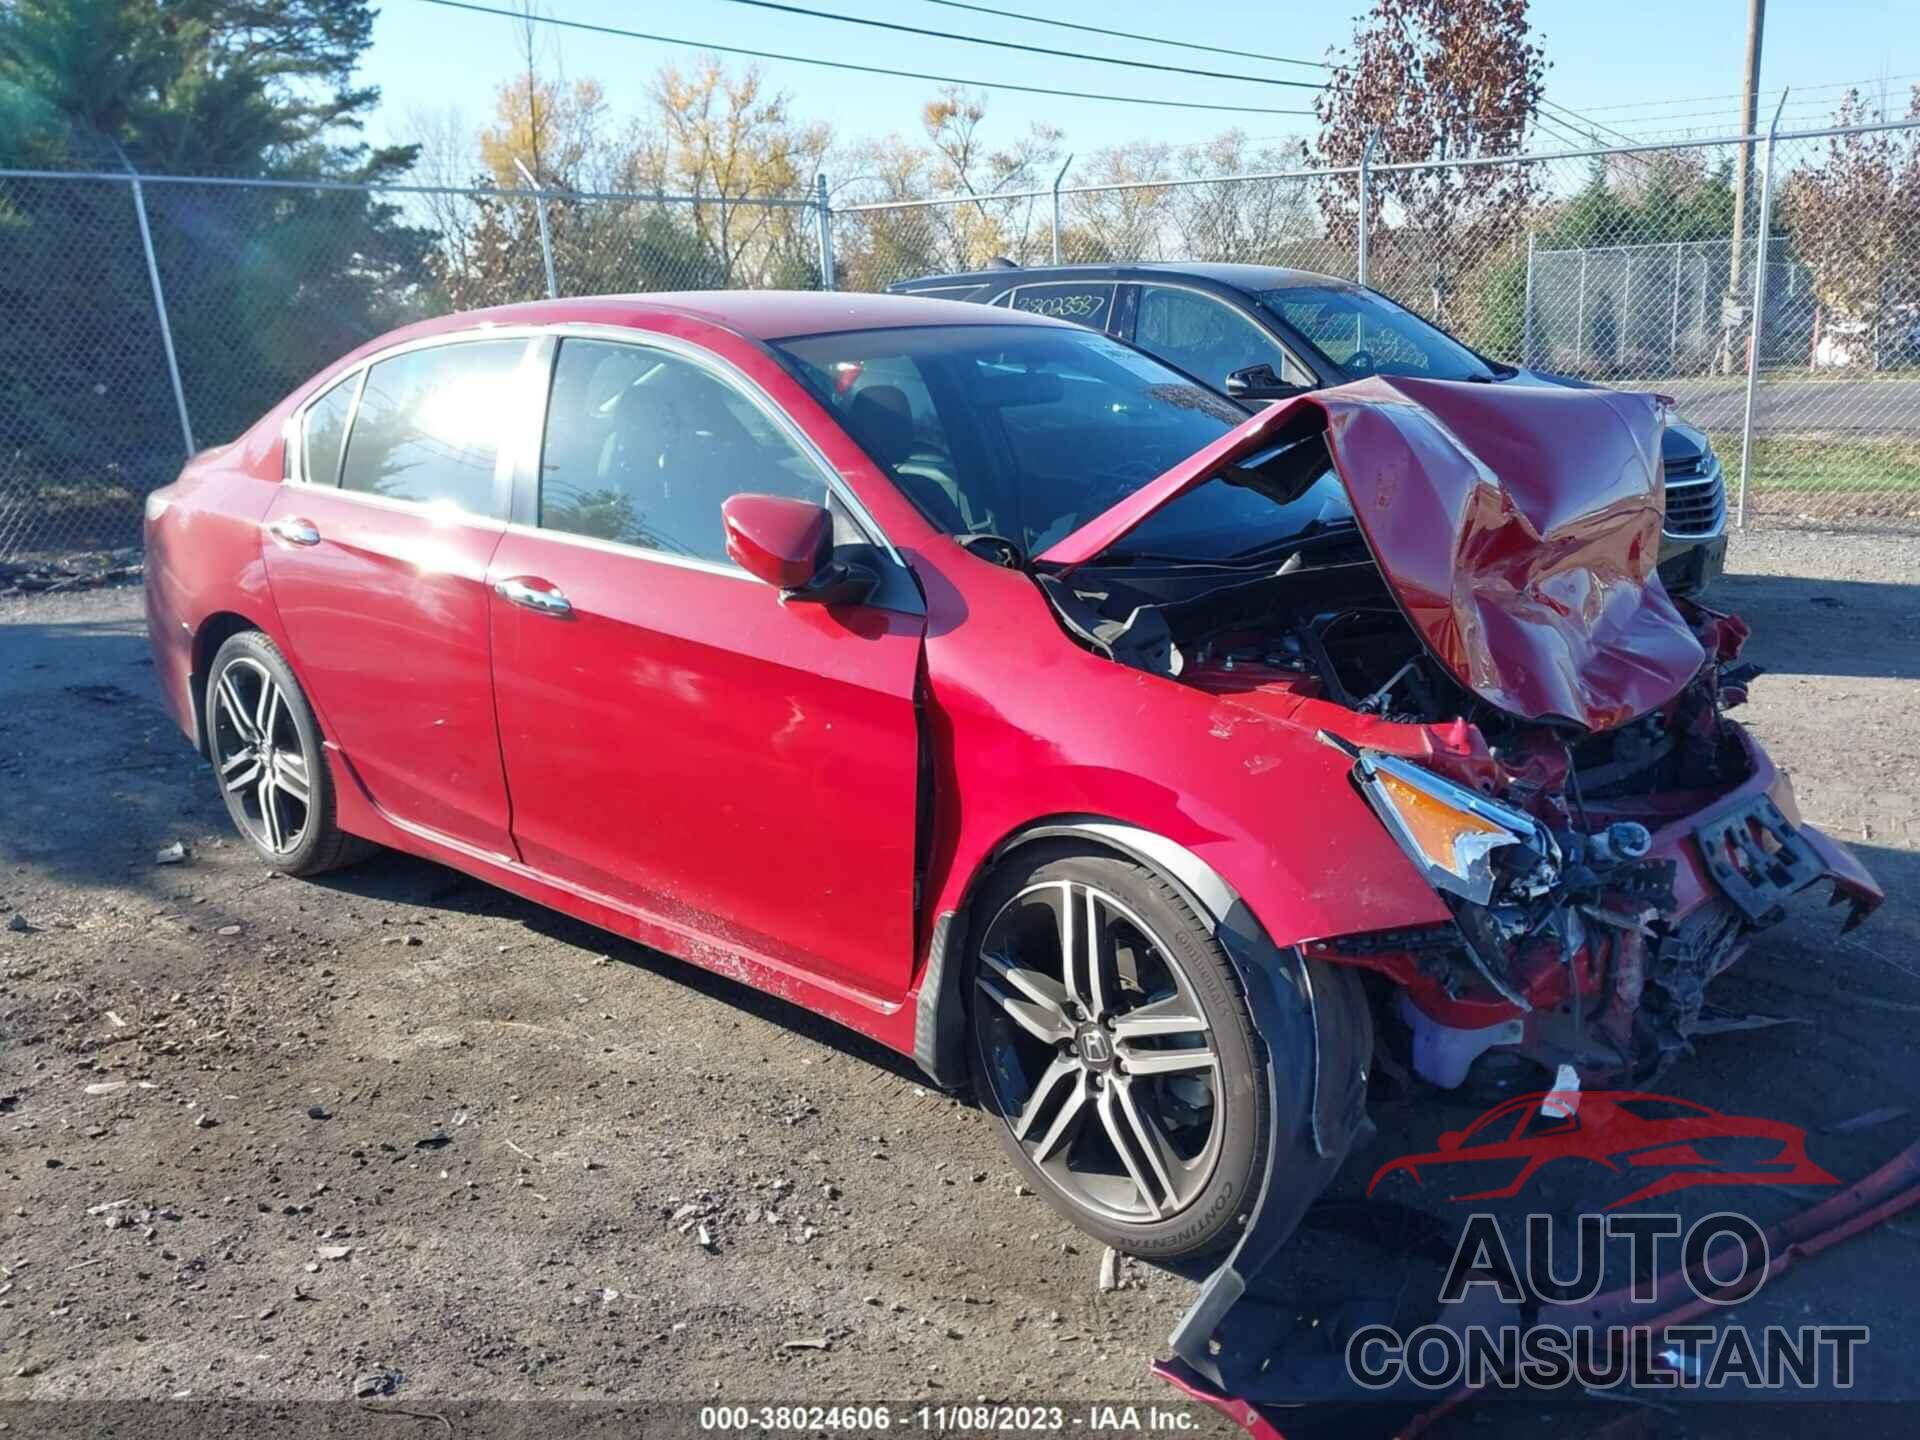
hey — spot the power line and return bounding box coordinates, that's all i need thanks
[912,0,1329,73]
[410,0,1318,116]
[1539,97,1657,156]
[1556,71,1920,116]
[703,0,1325,91]
[1569,94,1910,132]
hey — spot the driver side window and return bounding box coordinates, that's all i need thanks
[1133,285,1306,390]
[536,338,826,565]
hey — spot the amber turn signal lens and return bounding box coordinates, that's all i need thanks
[1375,769,1514,881]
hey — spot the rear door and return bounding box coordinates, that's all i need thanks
[260,335,533,855]
[485,332,926,1002]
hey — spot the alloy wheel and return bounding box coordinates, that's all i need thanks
[973,880,1225,1225]
[209,657,312,855]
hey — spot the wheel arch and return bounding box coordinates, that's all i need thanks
[911,815,1244,1089]
[188,610,269,757]
[915,812,1376,1249]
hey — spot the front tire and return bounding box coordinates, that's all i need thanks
[204,631,366,876]
[966,845,1270,1260]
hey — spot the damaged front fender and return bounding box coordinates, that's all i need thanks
[1166,909,1376,1400]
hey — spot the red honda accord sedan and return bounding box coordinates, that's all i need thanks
[143,291,1880,1266]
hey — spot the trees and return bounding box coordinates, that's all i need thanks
[0,0,412,178]
[650,59,829,287]
[423,50,813,304]
[1782,88,1920,369]
[0,0,431,549]
[833,87,1059,286]
[1315,0,1546,323]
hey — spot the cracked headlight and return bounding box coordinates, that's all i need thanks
[1320,733,1553,906]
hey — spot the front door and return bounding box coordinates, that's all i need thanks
[487,334,926,1002]
[1123,283,1315,395]
[260,336,529,855]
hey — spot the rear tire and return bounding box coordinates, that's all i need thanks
[204,631,369,876]
[966,844,1270,1261]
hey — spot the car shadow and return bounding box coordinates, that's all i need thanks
[302,852,933,1088]
[1713,570,1920,680]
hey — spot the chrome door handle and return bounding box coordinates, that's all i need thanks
[494,577,572,615]
[267,516,321,546]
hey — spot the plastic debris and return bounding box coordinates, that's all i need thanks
[154,842,187,865]
[1539,1063,1582,1119]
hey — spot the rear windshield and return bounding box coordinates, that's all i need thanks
[773,324,1243,555]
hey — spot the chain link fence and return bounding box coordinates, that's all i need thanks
[4,116,1917,563]
[0,170,818,561]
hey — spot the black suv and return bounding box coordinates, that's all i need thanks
[888,262,1727,595]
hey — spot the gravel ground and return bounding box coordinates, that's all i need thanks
[1,529,1916,1436]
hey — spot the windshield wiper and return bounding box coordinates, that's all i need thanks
[1221,516,1359,560]
[1086,550,1252,569]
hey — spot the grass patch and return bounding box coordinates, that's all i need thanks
[1706,433,1920,497]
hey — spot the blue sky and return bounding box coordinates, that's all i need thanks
[362,0,1919,174]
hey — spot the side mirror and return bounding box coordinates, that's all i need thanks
[723,493,831,589]
[1224,364,1310,402]
[721,493,876,606]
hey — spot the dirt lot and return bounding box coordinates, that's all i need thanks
[1,530,1916,1435]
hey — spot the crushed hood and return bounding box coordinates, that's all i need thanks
[1037,375,1707,732]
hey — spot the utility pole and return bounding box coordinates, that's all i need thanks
[1722,0,1765,372]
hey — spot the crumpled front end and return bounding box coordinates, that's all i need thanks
[1039,374,1883,1086]
[1307,598,1881,1089]
[1157,606,1884,1434]
[1063,377,1892,1434]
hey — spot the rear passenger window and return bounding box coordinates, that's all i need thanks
[302,374,358,486]
[1007,282,1116,330]
[537,338,826,564]
[338,340,524,514]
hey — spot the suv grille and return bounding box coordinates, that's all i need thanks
[1662,455,1725,538]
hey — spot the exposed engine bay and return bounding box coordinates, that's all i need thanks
[1033,421,1881,1089]
[1042,520,1502,732]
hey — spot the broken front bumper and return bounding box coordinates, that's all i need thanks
[1392,724,1883,1085]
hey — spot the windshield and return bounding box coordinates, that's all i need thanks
[1259,285,1499,383]
[1102,437,1354,565]
[774,325,1245,556]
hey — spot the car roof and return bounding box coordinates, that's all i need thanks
[893,261,1360,294]
[374,290,1069,349]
